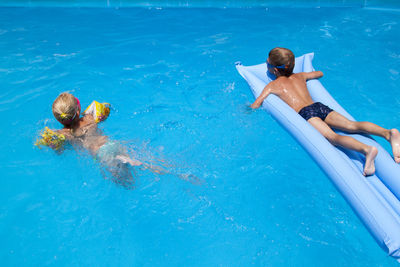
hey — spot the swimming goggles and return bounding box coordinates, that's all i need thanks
[267,61,286,69]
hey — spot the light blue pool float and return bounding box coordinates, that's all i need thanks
[236,53,400,261]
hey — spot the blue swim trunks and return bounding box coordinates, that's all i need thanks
[96,141,126,165]
[298,102,333,121]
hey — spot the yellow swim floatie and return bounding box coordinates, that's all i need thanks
[35,127,66,150]
[84,101,111,123]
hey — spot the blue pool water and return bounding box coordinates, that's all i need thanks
[1,6,400,266]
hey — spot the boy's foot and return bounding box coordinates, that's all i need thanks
[363,146,378,176]
[389,129,400,163]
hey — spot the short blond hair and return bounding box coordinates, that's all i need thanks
[52,92,78,125]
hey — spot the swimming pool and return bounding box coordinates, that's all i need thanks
[1,3,400,266]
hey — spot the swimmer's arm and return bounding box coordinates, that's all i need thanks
[300,71,323,81]
[52,129,72,154]
[57,129,73,140]
[250,84,273,109]
[82,113,96,123]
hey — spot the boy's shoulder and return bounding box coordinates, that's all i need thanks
[82,113,95,122]
[268,73,307,89]
[80,114,98,128]
[272,73,303,83]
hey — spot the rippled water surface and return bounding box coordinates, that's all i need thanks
[1,6,400,266]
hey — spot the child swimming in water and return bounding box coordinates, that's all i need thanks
[38,92,200,188]
[250,47,400,176]
[44,92,148,188]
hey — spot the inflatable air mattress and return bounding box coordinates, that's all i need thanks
[236,53,400,260]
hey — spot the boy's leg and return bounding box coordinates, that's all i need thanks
[325,111,390,137]
[116,154,142,166]
[324,111,400,163]
[116,154,167,174]
[308,117,378,176]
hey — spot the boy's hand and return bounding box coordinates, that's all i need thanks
[250,103,260,109]
[241,103,256,114]
[301,71,323,81]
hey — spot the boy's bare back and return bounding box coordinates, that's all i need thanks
[251,71,323,111]
[59,114,108,154]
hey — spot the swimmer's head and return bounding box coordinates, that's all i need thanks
[52,92,81,126]
[267,47,295,77]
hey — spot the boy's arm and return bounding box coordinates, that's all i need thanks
[82,113,96,123]
[57,129,73,141]
[250,84,272,109]
[300,71,323,81]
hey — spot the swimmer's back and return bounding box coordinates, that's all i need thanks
[269,71,323,112]
[59,114,107,154]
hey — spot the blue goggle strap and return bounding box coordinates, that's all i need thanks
[267,62,286,69]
